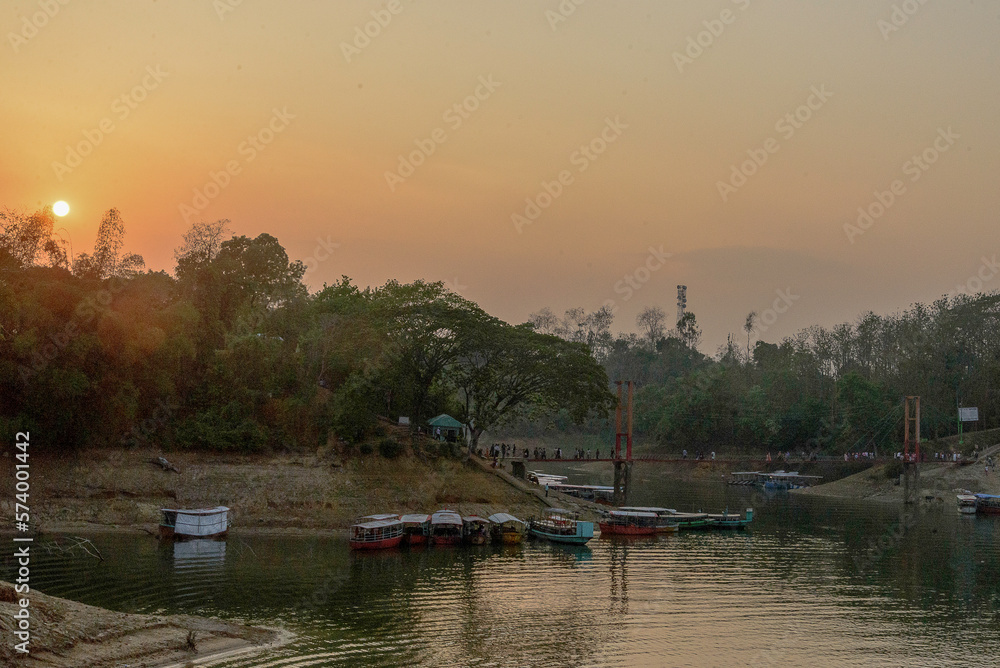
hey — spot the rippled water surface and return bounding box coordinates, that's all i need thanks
[7,469,1000,667]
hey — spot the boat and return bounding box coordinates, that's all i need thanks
[706,508,754,529]
[401,513,431,544]
[619,507,680,533]
[430,509,464,545]
[667,512,714,530]
[599,509,659,536]
[349,514,404,550]
[463,516,492,545]
[957,494,978,514]
[159,506,230,540]
[974,493,1000,515]
[488,512,527,544]
[529,508,594,545]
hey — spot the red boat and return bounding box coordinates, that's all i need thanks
[349,514,404,550]
[430,509,463,545]
[599,510,658,536]
[401,513,431,545]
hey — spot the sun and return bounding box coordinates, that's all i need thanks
[53,201,70,217]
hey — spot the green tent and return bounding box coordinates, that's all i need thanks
[428,414,464,442]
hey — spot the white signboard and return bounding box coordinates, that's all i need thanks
[398,416,410,425]
[959,407,979,422]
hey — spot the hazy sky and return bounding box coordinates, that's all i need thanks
[4,0,998,352]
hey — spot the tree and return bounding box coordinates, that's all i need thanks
[636,306,665,351]
[452,321,615,451]
[743,311,757,363]
[0,207,68,269]
[174,219,230,279]
[73,209,144,279]
[676,311,702,350]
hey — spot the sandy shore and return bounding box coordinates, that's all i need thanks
[0,581,286,667]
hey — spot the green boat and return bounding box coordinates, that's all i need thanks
[706,508,754,529]
[669,512,714,530]
[529,508,594,545]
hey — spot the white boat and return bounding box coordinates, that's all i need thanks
[159,506,230,540]
[957,494,978,514]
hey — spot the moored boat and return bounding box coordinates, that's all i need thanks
[619,506,679,533]
[706,508,754,529]
[529,508,594,545]
[159,506,230,540]
[349,514,404,550]
[667,512,714,530]
[488,512,527,544]
[430,509,464,545]
[599,509,658,536]
[957,495,978,514]
[401,513,431,544]
[463,515,492,545]
[975,493,1000,515]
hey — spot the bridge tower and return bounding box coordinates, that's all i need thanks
[902,395,920,504]
[613,380,634,506]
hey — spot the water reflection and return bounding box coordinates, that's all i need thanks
[4,478,1000,666]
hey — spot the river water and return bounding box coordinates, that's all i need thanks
[7,466,1000,667]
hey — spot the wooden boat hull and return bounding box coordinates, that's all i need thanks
[349,534,403,550]
[465,535,489,546]
[655,524,678,533]
[599,522,656,536]
[405,533,428,545]
[500,533,524,545]
[431,535,462,546]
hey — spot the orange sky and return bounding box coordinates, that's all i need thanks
[4,0,999,352]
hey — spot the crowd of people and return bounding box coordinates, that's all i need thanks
[481,444,611,461]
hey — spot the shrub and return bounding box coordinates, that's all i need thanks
[379,437,403,459]
[358,442,373,456]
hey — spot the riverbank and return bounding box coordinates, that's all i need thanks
[796,456,1000,503]
[0,447,548,535]
[0,580,285,666]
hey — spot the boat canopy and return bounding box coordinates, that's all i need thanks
[400,514,431,523]
[975,493,1000,500]
[431,510,463,525]
[488,513,525,525]
[353,518,402,530]
[161,506,229,515]
[360,513,400,521]
[463,515,491,524]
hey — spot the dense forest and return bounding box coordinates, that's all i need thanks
[1,207,612,453]
[3,206,998,456]
[520,292,1000,454]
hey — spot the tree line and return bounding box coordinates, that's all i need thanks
[1,208,614,453]
[519,293,1000,454]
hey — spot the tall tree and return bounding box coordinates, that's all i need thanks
[636,306,665,351]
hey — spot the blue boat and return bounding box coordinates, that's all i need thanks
[529,508,594,545]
